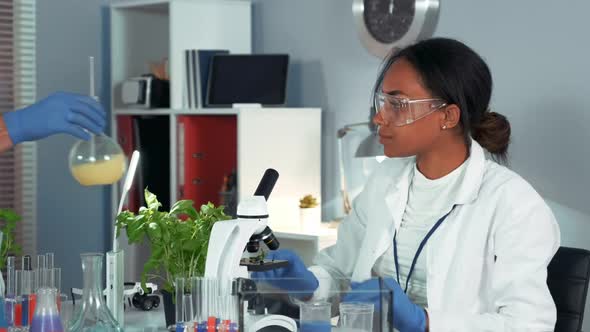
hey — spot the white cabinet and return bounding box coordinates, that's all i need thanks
[237,108,322,229]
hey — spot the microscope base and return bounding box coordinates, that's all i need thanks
[244,313,297,332]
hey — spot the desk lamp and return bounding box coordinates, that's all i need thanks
[337,106,384,215]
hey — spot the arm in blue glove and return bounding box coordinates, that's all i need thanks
[342,277,427,332]
[250,249,319,299]
[2,91,106,145]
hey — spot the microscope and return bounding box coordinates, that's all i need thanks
[204,168,298,332]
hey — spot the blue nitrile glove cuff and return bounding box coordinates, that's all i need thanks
[251,249,319,299]
[3,111,24,144]
[343,278,426,332]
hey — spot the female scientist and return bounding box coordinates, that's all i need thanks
[0,91,104,152]
[254,38,560,331]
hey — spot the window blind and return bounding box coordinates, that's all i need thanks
[0,0,36,256]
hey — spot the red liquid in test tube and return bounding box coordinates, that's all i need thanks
[14,303,22,327]
[29,294,36,324]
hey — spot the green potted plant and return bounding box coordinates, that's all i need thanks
[115,189,231,326]
[0,208,22,269]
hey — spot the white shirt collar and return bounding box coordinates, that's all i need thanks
[390,139,486,206]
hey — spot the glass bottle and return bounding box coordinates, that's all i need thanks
[67,253,122,332]
[30,288,63,332]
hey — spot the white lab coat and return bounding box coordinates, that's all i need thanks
[309,140,560,332]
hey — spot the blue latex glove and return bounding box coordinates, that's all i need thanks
[342,277,426,332]
[251,249,319,298]
[3,92,106,144]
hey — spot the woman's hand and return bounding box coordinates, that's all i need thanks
[342,277,427,332]
[251,249,319,299]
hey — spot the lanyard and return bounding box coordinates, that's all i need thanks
[393,206,455,293]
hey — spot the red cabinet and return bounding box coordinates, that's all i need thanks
[178,115,237,206]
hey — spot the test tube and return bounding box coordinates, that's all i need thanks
[21,270,31,327]
[218,279,226,322]
[201,278,211,332]
[207,278,217,332]
[226,278,233,330]
[36,255,46,271]
[59,293,70,330]
[55,268,62,311]
[45,268,59,291]
[206,278,215,320]
[0,247,5,330]
[40,268,51,291]
[7,256,16,296]
[28,269,36,324]
[36,254,46,290]
[175,277,185,332]
[6,256,16,327]
[53,268,61,293]
[15,270,23,327]
[0,296,6,331]
[229,291,238,332]
[45,253,54,270]
[22,255,31,271]
[218,279,230,332]
[190,277,200,323]
[182,293,193,324]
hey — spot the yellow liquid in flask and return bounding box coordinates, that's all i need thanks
[71,154,126,186]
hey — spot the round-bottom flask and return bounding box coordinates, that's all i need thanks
[69,135,126,186]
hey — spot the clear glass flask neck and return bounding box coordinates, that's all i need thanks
[81,253,103,301]
[68,253,122,332]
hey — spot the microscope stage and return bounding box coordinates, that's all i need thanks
[240,258,290,271]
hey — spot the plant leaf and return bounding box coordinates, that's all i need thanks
[169,200,197,219]
[119,187,231,290]
[144,189,162,211]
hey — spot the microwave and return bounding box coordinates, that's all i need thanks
[121,75,170,108]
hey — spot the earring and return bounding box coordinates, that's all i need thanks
[442,125,447,130]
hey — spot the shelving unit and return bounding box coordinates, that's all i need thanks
[113,108,240,116]
[110,0,251,109]
[110,0,253,217]
[108,2,323,283]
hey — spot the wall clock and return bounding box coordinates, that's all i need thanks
[353,0,441,58]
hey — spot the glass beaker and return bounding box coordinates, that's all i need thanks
[68,135,126,186]
[30,288,63,332]
[67,253,122,332]
[299,301,331,332]
[339,302,374,332]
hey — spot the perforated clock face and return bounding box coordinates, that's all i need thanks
[363,0,416,44]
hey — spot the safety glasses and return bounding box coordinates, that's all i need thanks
[374,92,447,127]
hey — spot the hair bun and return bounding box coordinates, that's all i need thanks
[472,111,511,161]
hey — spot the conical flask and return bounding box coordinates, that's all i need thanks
[67,253,123,332]
[30,288,63,332]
